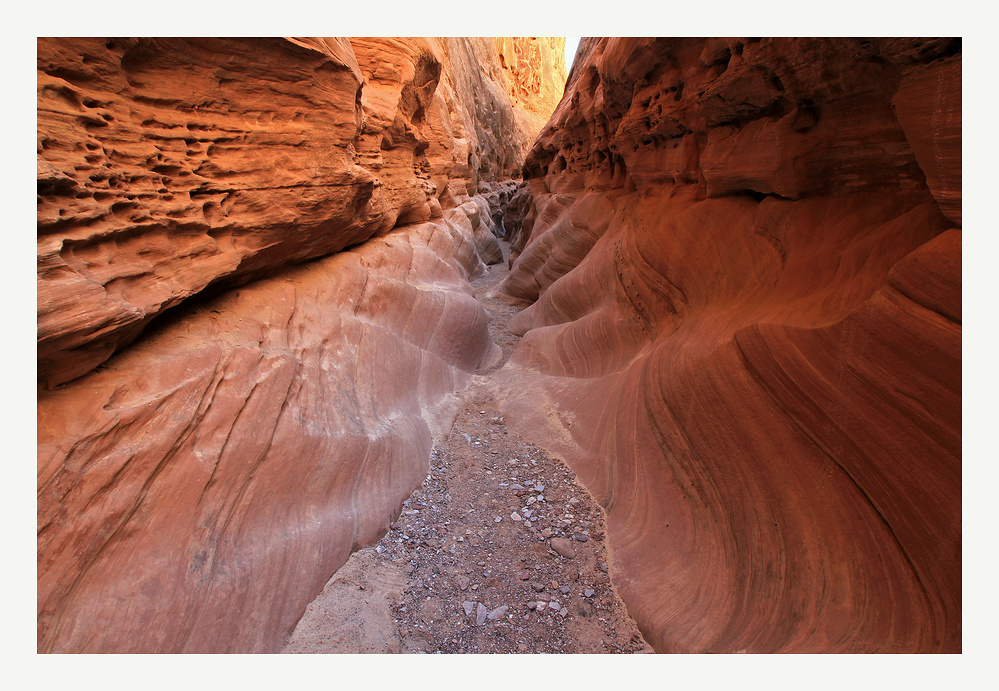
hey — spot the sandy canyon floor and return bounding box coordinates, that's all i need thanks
[282,240,653,654]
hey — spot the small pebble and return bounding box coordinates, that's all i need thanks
[550,538,577,559]
[371,403,646,652]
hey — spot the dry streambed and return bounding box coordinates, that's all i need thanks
[283,244,652,654]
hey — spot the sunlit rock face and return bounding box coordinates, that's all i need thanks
[37,36,565,653]
[492,37,961,653]
[37,37,564,388]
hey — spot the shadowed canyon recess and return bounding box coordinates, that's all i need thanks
[37,37,960,653]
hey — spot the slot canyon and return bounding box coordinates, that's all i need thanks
[36,37,961,654]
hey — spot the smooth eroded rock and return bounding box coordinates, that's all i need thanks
[549,538,576,559]
[494,37,961,653]
[37,36,566,653]
[38,210,496,653]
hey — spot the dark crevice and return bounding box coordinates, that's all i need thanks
[715,188,794,203]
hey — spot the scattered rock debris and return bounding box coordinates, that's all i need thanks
[283,241,652,654]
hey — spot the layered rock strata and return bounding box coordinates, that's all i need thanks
[37,37,564,653]
[37,37,563,388]
[492,37,961,653]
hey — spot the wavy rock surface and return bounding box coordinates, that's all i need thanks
[492,38,961,653]
[38,213,495,653]
[37,37,564,388]
[37,37,564,653]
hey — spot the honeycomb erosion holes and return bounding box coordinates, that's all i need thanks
[37,36,566,654]
[37,37,960,654]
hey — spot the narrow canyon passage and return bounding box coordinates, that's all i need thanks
[282,241,652,653]
[36,36,961,655]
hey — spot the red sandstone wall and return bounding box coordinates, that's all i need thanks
[36,36,564,653]
[493,37,961,653]
[37,37,563,389]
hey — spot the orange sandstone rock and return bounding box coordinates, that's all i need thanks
[892,58,962,225]
[37,37,565,653]
[37,37,565,388]
[38,212,497,653]
[494,37,961,653]
[37,38,376,388]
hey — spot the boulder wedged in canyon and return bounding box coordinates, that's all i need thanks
[492,38,961,653]
[37,37,565,653]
